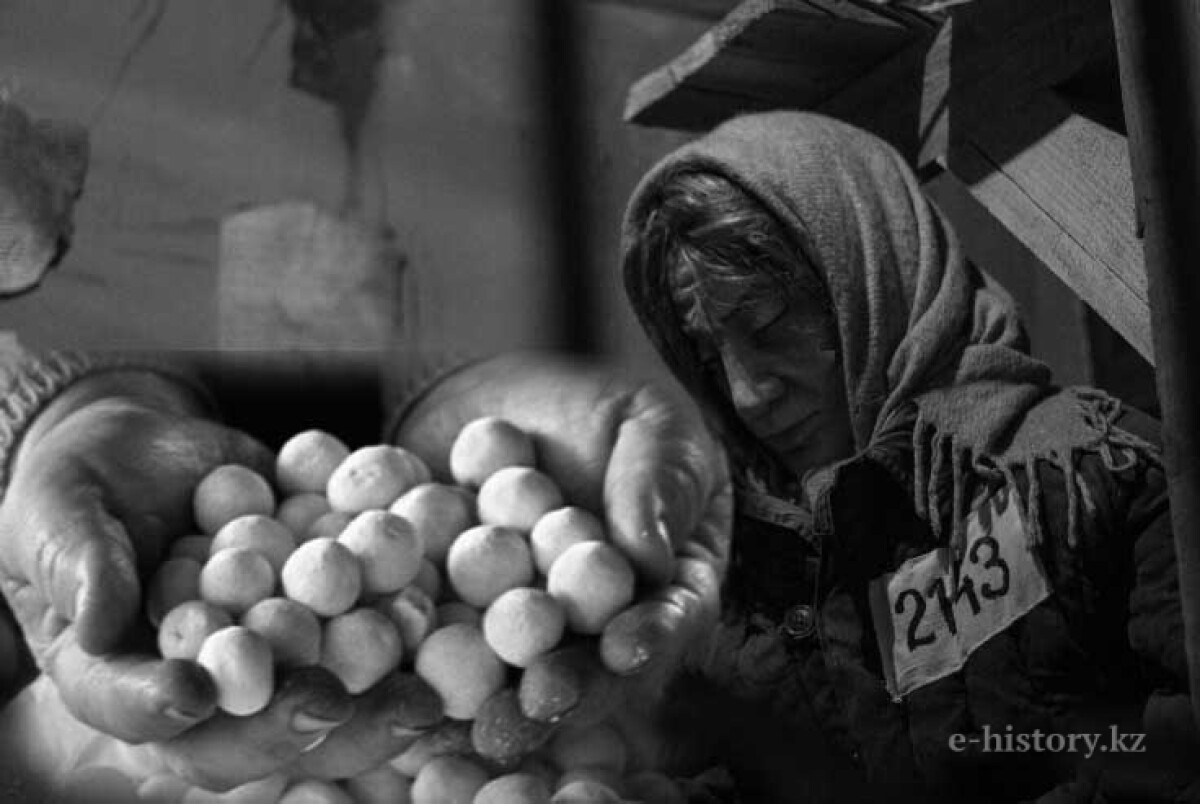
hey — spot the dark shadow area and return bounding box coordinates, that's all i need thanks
[1086,307,1160,418]
[192,350,387,449]
[1055,51,1127,137]
[940,0,1117,180]
[533,0,597,355]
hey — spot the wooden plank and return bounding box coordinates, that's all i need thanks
[924,172,1096,387]
[584,0,740,19]
[820,0,1113,166]
[963,92,1145,301]
[1111,0,1200,735]
[625,0,1112,165]
[944,100,1151,363]
[590,0,953,20]
[814,25,939,162]
[625,0,917,129]
[929,0,1114,161]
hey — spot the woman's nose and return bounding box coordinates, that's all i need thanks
[724,352,784,415]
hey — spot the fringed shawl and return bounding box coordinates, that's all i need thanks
[914,386,1160,559]
[621,111,1160,556]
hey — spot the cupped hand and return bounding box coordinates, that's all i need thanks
[393,352,732,700]
[154,668,441,791]
[0,379,446,791]
[0,390,276,742]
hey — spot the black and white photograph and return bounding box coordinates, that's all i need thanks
[0,1,1196,802]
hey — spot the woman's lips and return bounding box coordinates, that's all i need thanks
[755,411,817,447]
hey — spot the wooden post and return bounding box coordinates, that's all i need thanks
[1111,0,1200,731]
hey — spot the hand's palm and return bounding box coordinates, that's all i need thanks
[2,403,272,648]
[393,354,732,702]
[0,400,442,790]
[0,402,271,741]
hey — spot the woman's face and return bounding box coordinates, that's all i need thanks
[675,260,855,479]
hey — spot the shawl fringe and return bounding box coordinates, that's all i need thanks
[911,388,1161,557]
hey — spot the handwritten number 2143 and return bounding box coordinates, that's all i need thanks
[894,535,1011,652]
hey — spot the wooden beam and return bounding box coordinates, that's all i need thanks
[963,92,1144,302]
[945,91,1150,362]
[934,0,1114,161]
[924,172,1097,388]
[624,0,1114,170]
[1112,0,1200,737]
[820,0,1114,165]
[814,24,939,163]
[625,0,918,130]
[584,0,739,20]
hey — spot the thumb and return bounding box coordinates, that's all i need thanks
[158,666,353,791]
[603,385,727,585]
[71,531,141,655]
[600,555,723,678]
[9,473,142,655]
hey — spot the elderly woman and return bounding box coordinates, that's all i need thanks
[622,112,1188,803]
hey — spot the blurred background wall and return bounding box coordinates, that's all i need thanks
[0,0,1155,404]
[0,1,701,366]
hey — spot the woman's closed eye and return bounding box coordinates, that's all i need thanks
[757,309,839,352]
[750,310,834,352]
[747,308,787,347]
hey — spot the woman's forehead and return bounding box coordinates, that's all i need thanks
[671,257,784,324]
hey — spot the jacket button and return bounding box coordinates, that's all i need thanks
[781,604,815,640]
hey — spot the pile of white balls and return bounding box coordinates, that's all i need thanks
[130,418,685,804]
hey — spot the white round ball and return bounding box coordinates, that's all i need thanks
[445,525,534,608]
[275,430,351,495]
[546,542,635,634]
[448,417,535,488]
[193,465,275,535]
[530,506,606,575]
[326,445,426,513]
[338,510,424,596]
[477,467,564,532]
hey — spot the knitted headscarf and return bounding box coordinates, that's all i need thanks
[623,112,1148,556]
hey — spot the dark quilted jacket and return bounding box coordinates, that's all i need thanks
[660,397,1192,804]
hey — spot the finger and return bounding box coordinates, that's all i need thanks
[599,470,729,678]
[156,666,352,792]
[9,481,142,655]
[289,672,443,780]
[519,643,619,727]
[600,557,722,677]
[390,720,474,777]
[680,478,734,573]
[71,528,142,654]
[472,688,555,768]
[603,386,727,585]
[42,638,217,743]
